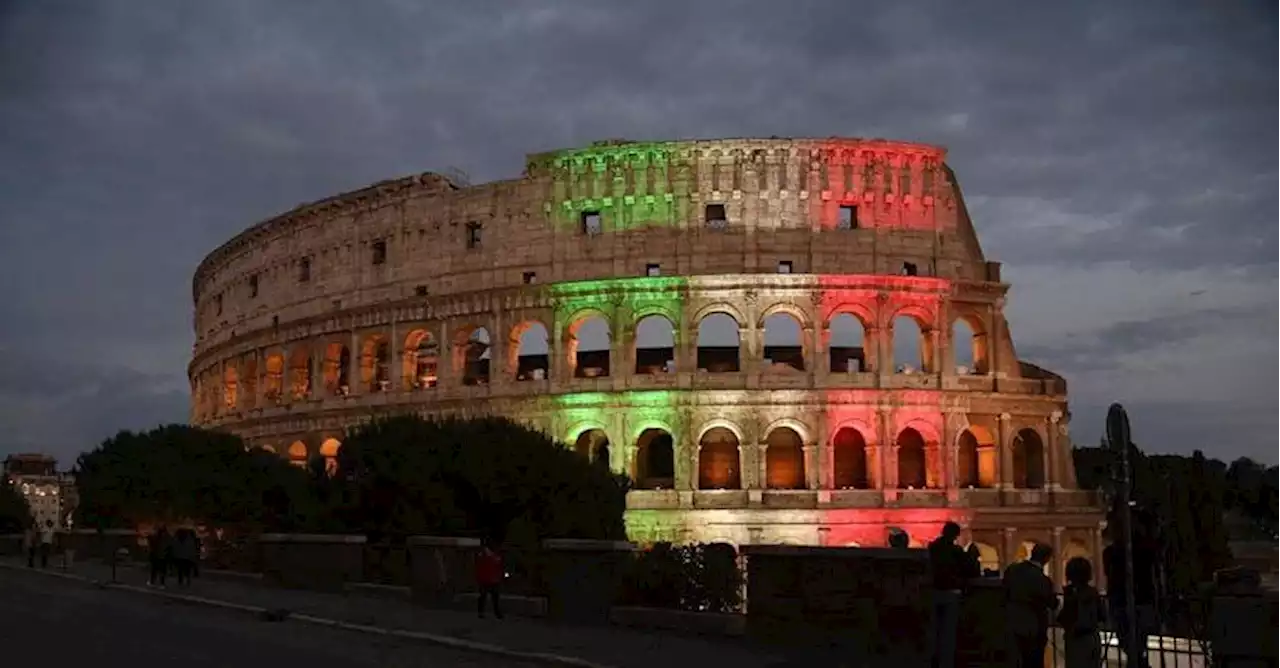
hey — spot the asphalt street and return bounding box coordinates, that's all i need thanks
[0,567,543,667]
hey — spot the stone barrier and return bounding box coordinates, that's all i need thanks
[741,544,931,662]
[259,533,365,592]
[406,535,481,607]
[540,538,635,624]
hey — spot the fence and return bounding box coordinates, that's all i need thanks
[1044,595,1213,668]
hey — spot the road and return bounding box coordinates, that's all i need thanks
[0,567,542,667]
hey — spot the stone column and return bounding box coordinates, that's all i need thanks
[388,320,399,391]
[1047,411,1062,490]
[437,321,456,387]
[549,321,565,382]
[814,324,830,376]
[348,330,360,395]
[876,405,892,490]
[865,326,881,374]
[1091,522,1106,591]
[1050,526,1064,583]
[941,412,956,495]
[756,442,769,490]
[998,413,1012,491]
[803,444,818,490]
[1001,527,1017,570]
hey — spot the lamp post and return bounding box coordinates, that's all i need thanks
[1105,403,1141,665]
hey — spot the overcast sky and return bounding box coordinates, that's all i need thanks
[1,1,1275,466]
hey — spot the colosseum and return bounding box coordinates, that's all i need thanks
[190,136,1105,580]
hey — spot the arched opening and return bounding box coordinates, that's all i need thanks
[459,327,491,385]
[829,313,869,373]
[1060,540,1092,585]
[762,312,804,372]
[289,347,312,400]
[1016,541,1050,575]
[287,441,308,469]
[264,353,284,402]
[319,438,341,477]
[765,427,806,490]
[403,329,439,389]
[696,312,740,372]
[259,444,277,454]
[1012,428,1046,489]
[324,343,352,396]
[573,429,611,467]
[698,427,741,490]
[222,365,239,410]
[892,315,932,374]
[951,317,988,375]
[512,322,549,381]
[361,336,392,392]
[896,428,927,489]
[240,356,258,409]
[970,542,1000,575]
[634,315,676,374]
[569,315,611,378]
[832,427,871,490]
[957,430,982,488]
[634,428,675,490]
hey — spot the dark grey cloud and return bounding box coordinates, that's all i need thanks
[0,0,1274,465]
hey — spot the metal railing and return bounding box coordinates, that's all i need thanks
[1044,595,1212,668]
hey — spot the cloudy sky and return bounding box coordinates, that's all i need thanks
[0,1,1275,466]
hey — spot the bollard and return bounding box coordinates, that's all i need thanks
[113,547,129,583]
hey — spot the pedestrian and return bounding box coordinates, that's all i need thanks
[22,525,36,568]
[38,519,55,569]
[148,526,171,587]
[1003,542,1058,668]
[475,539,504,620]
[1058,556,1105,668]
[173,528,198,587]
[888,527,911,549]
[927,521,980,668]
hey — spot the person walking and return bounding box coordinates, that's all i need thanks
[148,526,171,587]
[475,540,505,620]
[1058,556,1105,668]
[172,529,198,587]
[927,521,980,668]
[38,519,55,569]
[1003,542,1058,668]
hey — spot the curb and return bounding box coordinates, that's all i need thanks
[0,562,611,668]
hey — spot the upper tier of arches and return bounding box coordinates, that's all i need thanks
[192,138,1001,355]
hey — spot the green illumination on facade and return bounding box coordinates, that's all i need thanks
[530,141,689,232]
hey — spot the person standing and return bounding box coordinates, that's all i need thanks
[475,540,505,620]
[38,519,55,569]
[22,525,36,568]
[1003,543,1058,668]
[172,529,198,587]
[148,526,171,587]
[1058,556,1106,668]
[927,521,980,668]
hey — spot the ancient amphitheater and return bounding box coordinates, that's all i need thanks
[190,137,1104,580]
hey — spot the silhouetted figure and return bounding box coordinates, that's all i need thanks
[927,522,980,668]
[1058,556,1106,668]
[38,520,54,568]
[172,529,198,587]
[475,540,504,619]
[888,527,910,549]
[1103,522,1159,668]
[22,526,35,568]
[148,527,171,587]
[1003,543,1058,668]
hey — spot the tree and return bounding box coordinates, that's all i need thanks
[336,415,629,544]
[0,477,32,533]
[74,424,319,531]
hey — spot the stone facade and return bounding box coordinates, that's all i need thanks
[188,137,1104,578]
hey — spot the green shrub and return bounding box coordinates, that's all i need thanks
[620,542,743,613]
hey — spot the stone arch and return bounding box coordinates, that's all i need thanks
[691,302,747,329]
[765,426,806,490]
[567,312,611,378]
[360,334,392,392]
[762,417,812,445]
[634,313,676,374]
[832,426,871,490]
[263,352,285,402]
[510,320,550,381]
[896,427,928,489]
[891,313,934,373]
[402,329,439,389]
[573,428,611,467]
[758,302,812,330]
[259,444,277,454]
[970,542,1000,574]
[222,364,239,410]
[762,311,805,372]
[634,428,675,490]
[696,311,741,372]
[696,419,746,444]
[323,342,352,395]
[288,345,313,400]
[956,429,982,488]
[1012,427,1046,489]
[698,426,741,490]
[319,438,341,477]
[287,440,308,466]
[950,313,989,374]
[828,312,870,373]
[454,325,491,385]
[1060,539,1092,585]
[1015,540,1051,575]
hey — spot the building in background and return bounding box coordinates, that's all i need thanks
[4,453,64,529]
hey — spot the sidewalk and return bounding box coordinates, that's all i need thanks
[0,557,794,668]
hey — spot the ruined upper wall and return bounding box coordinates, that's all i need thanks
[191,137,999,353]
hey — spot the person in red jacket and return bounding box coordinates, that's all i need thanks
[475,540,504,619]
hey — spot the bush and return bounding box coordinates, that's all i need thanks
[620,542,743,613]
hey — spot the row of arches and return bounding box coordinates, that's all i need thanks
[200,310,989,414]
[256,423,1048,492]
